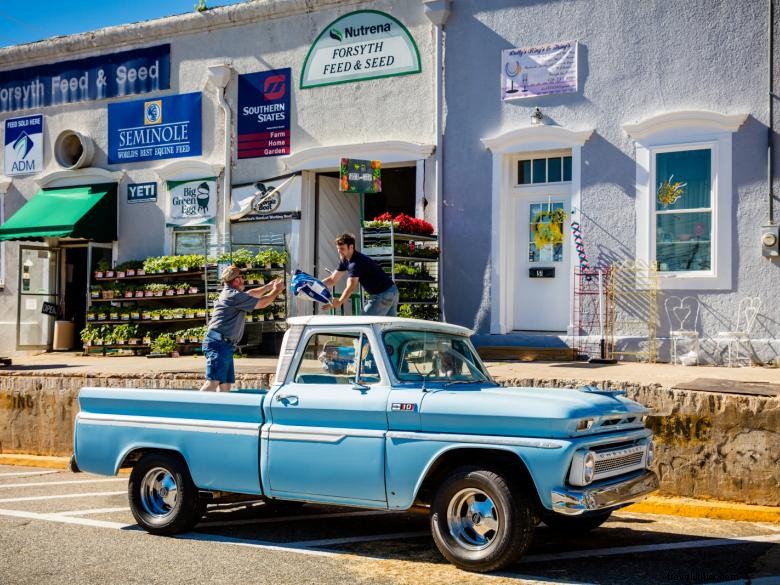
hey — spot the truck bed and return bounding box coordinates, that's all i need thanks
[74,387,267,495]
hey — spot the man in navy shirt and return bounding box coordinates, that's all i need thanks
[321,233,399,316]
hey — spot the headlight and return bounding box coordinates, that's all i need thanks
[645,440,655,467]
[583,451,596,484]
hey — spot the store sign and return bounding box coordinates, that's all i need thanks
[340,158,381,193]
[237,68,291,159]
[501,41,578,101]
[127,182,157,204]
[300,10,421,89]
[166,177,217,227]
[3,114,43,176]
[0,45,170,113]
[107,92,202,164]
[41,301,59,316]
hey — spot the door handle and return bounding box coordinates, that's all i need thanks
[274,394,299,405]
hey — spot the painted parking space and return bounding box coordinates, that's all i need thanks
[0,465,777,585]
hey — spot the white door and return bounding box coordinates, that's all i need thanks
[513,195,571,331]
[315,175,361,279]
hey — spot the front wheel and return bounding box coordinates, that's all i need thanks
[128,452,204,535]
[430,466,534,572]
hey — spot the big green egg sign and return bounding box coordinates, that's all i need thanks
[300,10,421,89]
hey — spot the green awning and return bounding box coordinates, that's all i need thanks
[0,184,116,242]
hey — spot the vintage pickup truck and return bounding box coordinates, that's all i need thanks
[73,315,658,572]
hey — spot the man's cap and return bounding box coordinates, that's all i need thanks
[221,265,242,283]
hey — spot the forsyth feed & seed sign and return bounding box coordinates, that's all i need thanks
[300,10,421,88]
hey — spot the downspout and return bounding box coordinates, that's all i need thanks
[424,0,450,320]
[208,64,234,254]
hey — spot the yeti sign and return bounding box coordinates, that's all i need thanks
[300,10,421,89]
[166,177,217,227]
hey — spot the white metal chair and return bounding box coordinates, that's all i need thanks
[715,297,762,367]
[664,296,700,365]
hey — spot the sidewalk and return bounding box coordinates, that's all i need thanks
[2,351,779,387]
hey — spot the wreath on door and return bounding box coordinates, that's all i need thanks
[531,208,568,248]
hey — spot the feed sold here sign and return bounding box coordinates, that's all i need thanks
[300,10,421,89]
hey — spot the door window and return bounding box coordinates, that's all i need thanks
[529,201,565,263]
[294,332,379,385]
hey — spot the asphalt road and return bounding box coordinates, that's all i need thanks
[0,465,778,585]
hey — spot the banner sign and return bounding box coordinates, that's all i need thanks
[127,182,157,204]
[0,45,170,113]
[3,114,43,176]
[166,177,217,227]
[230,175,301,221]
[235,211,302,223]
[108,92,202,164]
[501,41,578,101]
[237,68,291,159]
[339,158,381,193]
[300,10,421,89]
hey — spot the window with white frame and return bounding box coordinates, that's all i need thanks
[517,154,572,185]
[654,146,713,273]
[624,111,746,290]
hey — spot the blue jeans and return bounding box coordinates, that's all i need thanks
[363,284,399,316]
[203,337,235,384]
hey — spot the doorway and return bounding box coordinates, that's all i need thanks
[17,245,58,349]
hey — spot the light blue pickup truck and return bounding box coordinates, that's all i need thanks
[73,316,658,572]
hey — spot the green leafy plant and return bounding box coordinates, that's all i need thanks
[96,259,111,273]
[151,334,177,355]
[230,249,255,268]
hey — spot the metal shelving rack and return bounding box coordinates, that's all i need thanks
[361,223,440,319]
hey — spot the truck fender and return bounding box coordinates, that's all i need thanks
[114,443,188,476]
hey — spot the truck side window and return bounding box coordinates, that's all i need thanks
[294,332,378,385]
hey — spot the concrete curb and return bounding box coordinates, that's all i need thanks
[1,454,777,523]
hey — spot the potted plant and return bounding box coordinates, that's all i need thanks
[90,286,102,299]
[176,284,186,295]
[113,324,132,345]
[123,285,134,299]
[184,309,195,319]
[196,308,207,318]
[141,309,152,320]
[97,311,107,321]
[151,310,161,321]
[130,309,141,320]
[86,310,97,322]
[150,333,177,356]
[80,325,96,347]
[188,285,199,294]
[142,332,152,345]
[231,248,254,268]
[95,259,110,279]
[109,309,120,321]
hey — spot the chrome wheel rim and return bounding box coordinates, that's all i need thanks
[139,467,179,518]
[446,488,500,550]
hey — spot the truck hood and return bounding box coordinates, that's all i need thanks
[419,385,649,438]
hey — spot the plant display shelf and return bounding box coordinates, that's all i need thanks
[368,254,439,263]
[362,230,438,243]
[94,270,205,281]
[89,318,206,325]
[91,294,204,303]
[83,343,151,357]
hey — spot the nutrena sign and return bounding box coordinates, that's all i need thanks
[300,10,421,89]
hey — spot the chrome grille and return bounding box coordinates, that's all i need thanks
[592,444,646,481]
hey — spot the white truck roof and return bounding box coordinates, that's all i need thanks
[286,315,473,336]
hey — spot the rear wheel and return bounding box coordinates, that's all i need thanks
[430,466,534,572]
[128,452,204,535]
[543,510,612,533]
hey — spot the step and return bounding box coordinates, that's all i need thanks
[477,346,578,362]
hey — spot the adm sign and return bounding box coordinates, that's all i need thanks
[3,115,43,176]
[300,10,421,88]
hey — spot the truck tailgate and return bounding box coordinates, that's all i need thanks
[74,388,266,495]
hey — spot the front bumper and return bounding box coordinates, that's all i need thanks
[550,470,659,516]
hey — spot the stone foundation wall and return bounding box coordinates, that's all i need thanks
[1,372,777,506]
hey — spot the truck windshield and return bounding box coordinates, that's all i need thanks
[383,330,494,384]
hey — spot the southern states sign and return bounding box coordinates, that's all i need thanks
[300,10,421,89]
[166,177,217,227]
[0,45,170,113]
[501,41,578,101]
[108,92,202,164]
[3,114,43,176]
[238,68,291,159]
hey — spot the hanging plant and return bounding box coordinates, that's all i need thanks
[531,208,568,248]
[657,175,687,207]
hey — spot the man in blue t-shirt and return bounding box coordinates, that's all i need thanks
[321,233,399,316]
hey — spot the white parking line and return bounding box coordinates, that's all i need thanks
[0,478,127,489]
[58,507,130,517]
[0,490,127,503]
[519,533,780,563]
[0,507,135,530]
[0,470,59,478]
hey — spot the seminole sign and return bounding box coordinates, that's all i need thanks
[107,92,202,164]
[300,10,421,88]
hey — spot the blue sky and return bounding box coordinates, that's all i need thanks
[0,1,245,48]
